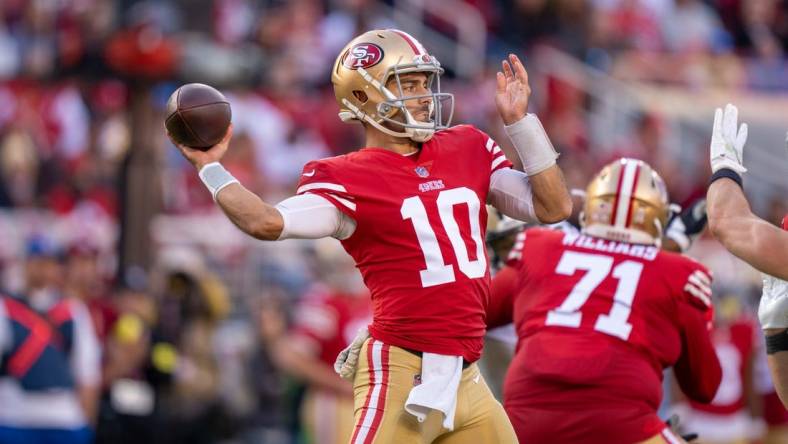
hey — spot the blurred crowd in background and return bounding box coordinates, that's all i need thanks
[0,0,787,443]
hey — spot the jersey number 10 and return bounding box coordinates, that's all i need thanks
[546,251,644,341]
[401,187,486,288]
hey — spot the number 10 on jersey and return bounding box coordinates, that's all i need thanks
[401,187,487,288]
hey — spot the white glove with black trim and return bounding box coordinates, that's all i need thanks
[666,199,708,253]
[710,104,748,174]
[334,327,369,381]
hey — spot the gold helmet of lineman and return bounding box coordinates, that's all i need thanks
[580,158,669,246]
[331,29,454,143]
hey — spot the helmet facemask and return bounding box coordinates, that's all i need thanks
[343,54,454,143]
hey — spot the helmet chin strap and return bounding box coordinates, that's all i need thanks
[340,98,435,142]
[355,67,437,142]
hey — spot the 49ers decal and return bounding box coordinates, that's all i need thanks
[343,43,384,69]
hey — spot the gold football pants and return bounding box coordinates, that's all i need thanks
[350,338,517,444]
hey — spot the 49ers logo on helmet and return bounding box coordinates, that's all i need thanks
[343,43,384,70]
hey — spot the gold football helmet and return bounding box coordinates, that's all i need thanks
[580,158,669,245]
[331,29,454,142]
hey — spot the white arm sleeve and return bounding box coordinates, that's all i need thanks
[488,168,538,223]
[70,301,101,387]
[275,193,357,240]
[505,113,559,176]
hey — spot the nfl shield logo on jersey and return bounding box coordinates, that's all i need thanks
[414,166,429,178]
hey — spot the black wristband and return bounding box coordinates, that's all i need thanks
[710,168,743,188]
[765,330,788,355]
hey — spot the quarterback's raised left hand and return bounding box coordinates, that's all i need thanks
[710,104,747,174]
[495,54,531,126]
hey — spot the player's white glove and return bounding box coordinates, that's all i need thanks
[710,104,748,175]
[665,198,707,253]
[759,273,788,329]
[334,327,369,381]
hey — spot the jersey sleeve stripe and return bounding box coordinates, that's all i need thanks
[325,193,357,211]
[485,137,495,153]
[507,231,527,261]
[491,155,508,171]
[492,145,502,155]
[661,428,683,444]
[691,270,712,286]
[688,274,712,296]
[684,283,712,307]
[297,182,348,194]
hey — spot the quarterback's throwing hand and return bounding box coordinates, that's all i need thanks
[167,124,233,171]
[710,104,747,174]
[495,54,531,126]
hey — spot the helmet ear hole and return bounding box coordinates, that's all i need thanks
[353,91,368,103]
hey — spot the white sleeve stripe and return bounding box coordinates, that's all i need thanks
[684,283,712,307]
[486,137,495,152]
[688,274,712,296]
[492,146,502,155]
[691,270,712,286]
[491,155,508,171]
[662,428,683,444]
[297,182,348,194]
[324,193,357,211]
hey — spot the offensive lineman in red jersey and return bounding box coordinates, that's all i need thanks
[487,158,723,444]
[169,29,572,443]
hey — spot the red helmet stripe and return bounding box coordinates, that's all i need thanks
[611,159,639,228]
[624,164,641,228]
[609,160,627,225]
[391,29,423,55]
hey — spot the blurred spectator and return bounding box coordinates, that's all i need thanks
[95,283,157,444]
[662,0,730,54]
[0,235,101,443]
[148,255,231,444]
[0,293,95,444]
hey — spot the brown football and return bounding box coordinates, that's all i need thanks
[165,83,231,150]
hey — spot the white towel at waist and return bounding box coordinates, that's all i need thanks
[404,352,463,431]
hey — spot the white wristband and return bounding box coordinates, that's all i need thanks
[198,162,239,201]
[504,113,559,176]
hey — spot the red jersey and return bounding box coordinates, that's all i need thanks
[689,317,758,415]
[292,288,372,366]
[488,228,722,444]
[296,125,511,362]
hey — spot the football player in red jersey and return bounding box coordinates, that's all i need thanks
[487,158,723,444]
[169,29,572,443]
[705,104,788,409]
